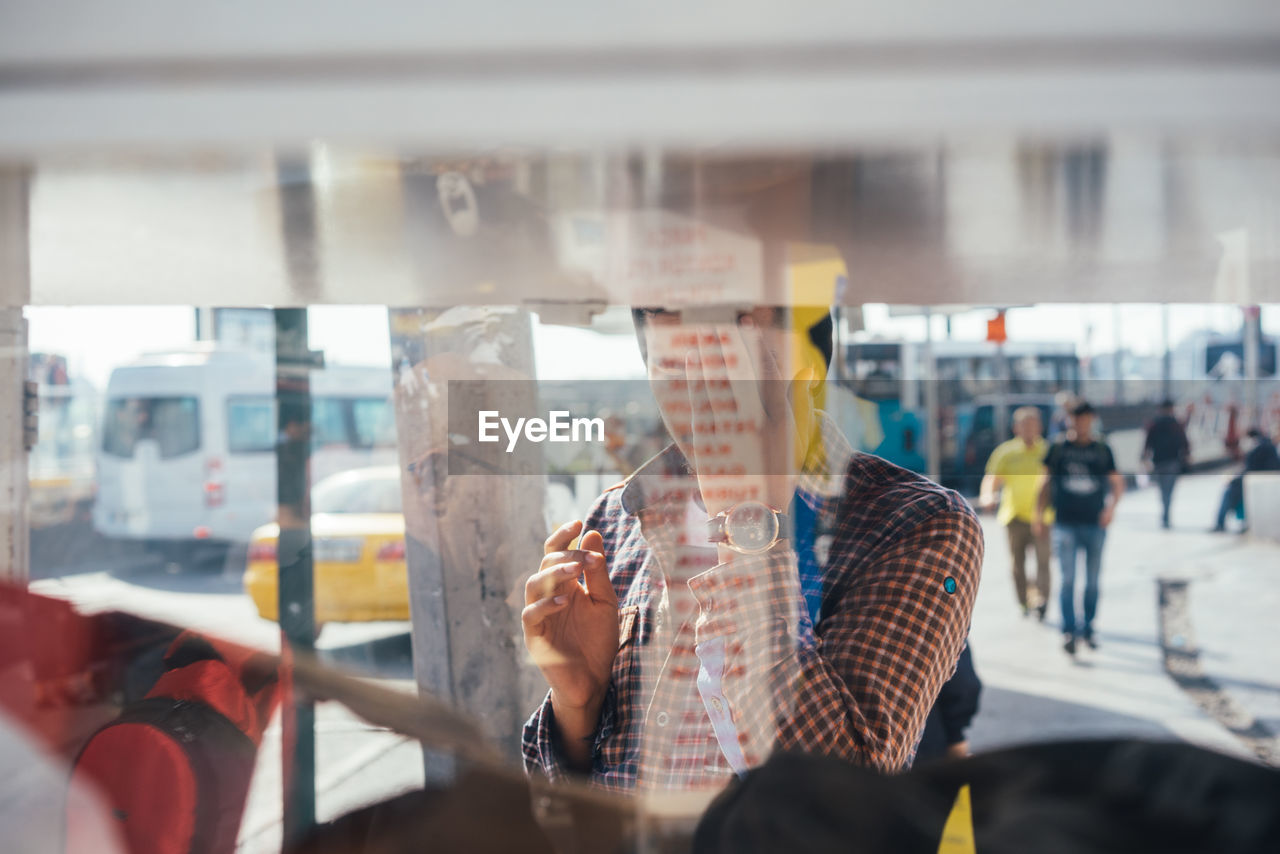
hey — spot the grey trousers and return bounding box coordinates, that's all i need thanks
[1007,519,1052,609]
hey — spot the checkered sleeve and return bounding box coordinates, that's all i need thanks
[522,691,567,781]
[522,683,620,782]
[688,492,982,773]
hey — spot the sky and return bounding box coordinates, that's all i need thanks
[26,303,1276,391]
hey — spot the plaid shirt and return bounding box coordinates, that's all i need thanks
[522,418,983,793]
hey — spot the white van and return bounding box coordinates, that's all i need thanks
[93,345,397,552]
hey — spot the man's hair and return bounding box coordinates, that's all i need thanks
[1012,406,1042,425]
[807,313,834,372]
[1246,427,1265,440]
[1070,400,1096,416]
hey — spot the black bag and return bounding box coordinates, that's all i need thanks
[694,740,1280,854]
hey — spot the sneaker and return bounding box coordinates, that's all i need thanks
[1021,605,1030,618]
[1082,631,1098,651]
[1063,634,1077,655]
[1036,604,1048,622]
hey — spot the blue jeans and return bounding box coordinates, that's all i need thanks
[1215,476,1245,529]
[1152,459,1181,525]
[1053,522,1107,637]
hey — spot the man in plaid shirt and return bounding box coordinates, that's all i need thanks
[521,306,982,793]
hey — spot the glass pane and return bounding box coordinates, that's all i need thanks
[351,397,397,450]
[227,397,276,454]
[309,398,348,449]
[7,101,1280,853]
[101,396,199,459]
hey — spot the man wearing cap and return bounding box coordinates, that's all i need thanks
[1035,401,1124,656]
[520,306,983,793]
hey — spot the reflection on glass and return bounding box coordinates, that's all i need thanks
[8,141,1280,852]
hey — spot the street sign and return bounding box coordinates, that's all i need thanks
[986,310,1007,344]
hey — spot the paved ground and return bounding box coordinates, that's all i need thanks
[968,466,1279,763]
[25,465,1279,849]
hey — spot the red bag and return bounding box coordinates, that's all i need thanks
[71,632,279,854]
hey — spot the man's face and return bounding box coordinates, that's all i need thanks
[1014,413,1043,443]
[1070,412,1095,438]
[638,306,820,473]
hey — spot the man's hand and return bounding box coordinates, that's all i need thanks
[1099,505,1115,529]
[977,474,1001,513]
[522,520,619,770]
[1031,515,1046,538]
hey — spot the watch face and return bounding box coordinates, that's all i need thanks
[727,501,779,553]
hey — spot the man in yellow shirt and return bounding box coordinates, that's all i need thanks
[980,407,1052,620]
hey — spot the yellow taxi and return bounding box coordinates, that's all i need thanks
[244,466,410,623]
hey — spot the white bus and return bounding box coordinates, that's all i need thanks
[93,345,396,555]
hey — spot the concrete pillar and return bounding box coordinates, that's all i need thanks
[0,167,31,585]
[390,306,547,772]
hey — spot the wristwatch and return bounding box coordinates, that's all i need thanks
[707,501,790,554]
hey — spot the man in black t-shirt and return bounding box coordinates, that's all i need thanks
[1035,401,1125,656]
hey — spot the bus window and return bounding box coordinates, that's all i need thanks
[847,343,902,400]
[935,357,974,407]
[103,397,200,459]
[1009,354,1057,392]
[351,398,397,449]
[1206,340,1277,377]
[310,398,348,449]
[227,397,276,454]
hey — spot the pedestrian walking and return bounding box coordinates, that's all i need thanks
[1142,399,1190,529]
[1035,401,1124,656]
[1048,391,1077,441]
[979,407,1052,620]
